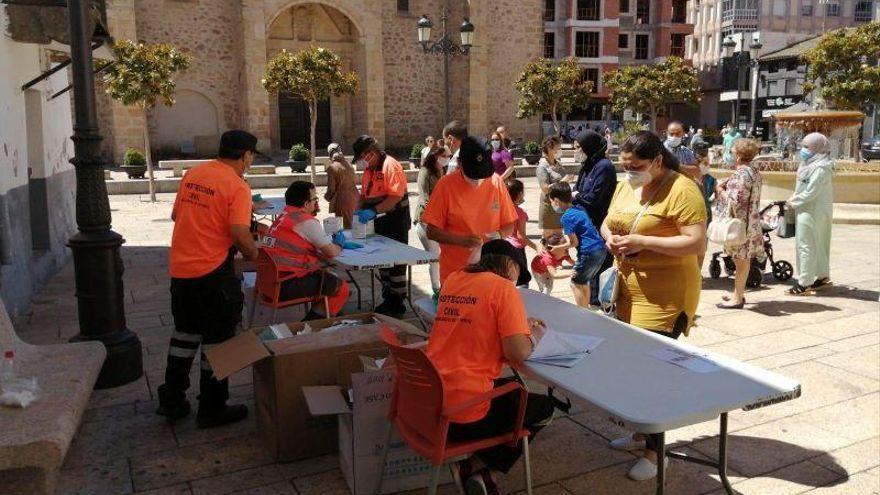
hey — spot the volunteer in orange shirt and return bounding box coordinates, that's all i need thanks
[352,135,411,317]
[427,239,555,493]
[157,130,259,429]
[422,136,519,284]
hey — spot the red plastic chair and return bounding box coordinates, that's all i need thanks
[378,327,533,495]
[247,249,330,326]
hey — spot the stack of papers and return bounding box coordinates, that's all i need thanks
[527,328,604,368]
[648,347,720,373]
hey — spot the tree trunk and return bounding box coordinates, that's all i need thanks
[309,99,317,184]
[649,106,659,133]
[143,113,156,202]
[551,102,560,138]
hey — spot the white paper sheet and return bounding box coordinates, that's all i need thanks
[647,347,720,373]
[527,328,604,368]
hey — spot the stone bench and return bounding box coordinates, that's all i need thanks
[158,159,213,177]
[0,299,105,494]
[247,164,276,175]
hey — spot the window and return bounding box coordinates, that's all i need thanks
[825,2,840,16]
[618,33,629,49]
[583,68,600,93]
[636,0,650,23]
[773,0,787,16]
[672,0,688,22]
[801,0,813,16]
[575,31,600,58]
[671,33,686,58]
[785,78,799,95]
[855,1,874,22]
[577,0,600,20]
[620,0,630,13]
[397,0,408,12]
[721,0,758,21]
[544,0,556,21]
[544,32,556,59]
[635,34,649,59]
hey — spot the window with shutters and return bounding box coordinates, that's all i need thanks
[575,31,600,58]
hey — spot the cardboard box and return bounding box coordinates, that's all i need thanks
[204,313,425,461]
[303,358,452,495]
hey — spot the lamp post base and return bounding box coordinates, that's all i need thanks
[70,326,143,389]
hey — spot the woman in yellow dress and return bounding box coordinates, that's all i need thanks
[600,131,708,481]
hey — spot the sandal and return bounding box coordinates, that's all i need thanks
[716,298,745,309]
[810,278,833,291]
[786,284,814,296]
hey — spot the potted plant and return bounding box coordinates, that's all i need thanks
[522,141,541,165]
[410,143,425,165]
[121,148,147,179]
[287,143,310,173]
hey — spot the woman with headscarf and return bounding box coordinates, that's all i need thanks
[572,130,618,305]
[786,132,834,295]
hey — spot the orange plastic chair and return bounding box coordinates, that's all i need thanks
[377,327,533,495]
[247,249,330,326]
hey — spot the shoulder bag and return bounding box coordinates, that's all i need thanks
[707,167,755,247]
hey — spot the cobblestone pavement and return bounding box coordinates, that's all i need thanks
[13,178,880,495]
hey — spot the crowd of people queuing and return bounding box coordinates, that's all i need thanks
[156,119,836,494]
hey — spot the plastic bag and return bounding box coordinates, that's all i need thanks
[0,377,39,408]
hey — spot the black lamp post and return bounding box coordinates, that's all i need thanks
[723,33,762,133]
[67,0,143,388]
[417,7,474,123]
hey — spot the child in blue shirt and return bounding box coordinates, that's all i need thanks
[547,182,607,308]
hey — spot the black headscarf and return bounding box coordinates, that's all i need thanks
[575,129,607,167]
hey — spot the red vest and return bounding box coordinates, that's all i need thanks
[262,206,323,276]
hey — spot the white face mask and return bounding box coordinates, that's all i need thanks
[574,149,587,163]
[625,169,652,189]
[490,140,502,150]
[666,136,682,148]
[438,157,450,167]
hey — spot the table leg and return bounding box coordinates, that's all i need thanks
[653,432,666,495]
[718,413,734,495]
[405,264,429,332]
[370,269,376,310]
[347,270,362,310]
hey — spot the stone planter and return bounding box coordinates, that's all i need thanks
[523,154,541,165]
[120,164,147,179]
[286,159,308,173]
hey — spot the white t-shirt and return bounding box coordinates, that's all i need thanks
[445,149,460,175]
[293,218,332,249]
[420,146,431,161]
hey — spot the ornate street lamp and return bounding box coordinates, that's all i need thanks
[416,7,474,122]
[723,33,762,132]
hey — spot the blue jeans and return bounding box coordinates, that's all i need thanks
[572,249,607,286]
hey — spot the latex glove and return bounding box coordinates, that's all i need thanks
[342,241,363,250]
[331,231,346,248]
[356,208,377,223]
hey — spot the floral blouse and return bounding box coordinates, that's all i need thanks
[717,165,764,260]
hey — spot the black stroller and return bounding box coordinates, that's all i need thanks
[709,201,794,288]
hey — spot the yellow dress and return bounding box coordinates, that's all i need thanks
[604,172,707,334]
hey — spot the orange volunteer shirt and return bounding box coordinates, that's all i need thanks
[420,170,519,283]
[426,270,530,423]
[170,160,252,278]
[361,155,407,200]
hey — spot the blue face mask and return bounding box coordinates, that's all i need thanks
[552,203,565,214]
[799,148,814,161]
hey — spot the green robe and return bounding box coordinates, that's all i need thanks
[788,157,833,287]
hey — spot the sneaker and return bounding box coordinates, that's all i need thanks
[465,469,499,495]
[196,403,248,429]
[451,458,474,494]
[627,456,669,481]
[155,399,191,421]
[609,434,646,451]
[375,299,407,318]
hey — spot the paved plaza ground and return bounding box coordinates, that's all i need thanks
[12,177,880,495]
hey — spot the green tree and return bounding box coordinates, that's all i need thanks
[603,56,700,132]
[515,57,593,138]
[103,39,191,202]
[802,23,880,111]
[262,46,359,182]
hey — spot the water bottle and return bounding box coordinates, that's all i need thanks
[1,349,14,390]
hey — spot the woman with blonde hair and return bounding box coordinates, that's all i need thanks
[715,138,763,308]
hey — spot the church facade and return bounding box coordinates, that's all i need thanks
[97,0,544,161]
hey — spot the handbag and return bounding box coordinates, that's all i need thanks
[598,174,671,314]
[707,167,756,247]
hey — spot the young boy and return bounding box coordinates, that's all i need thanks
[531,234,573,295]
[547,182,607,308]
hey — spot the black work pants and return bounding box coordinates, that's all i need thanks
[374,204,411,303]
[159,254,243,410]
[447,379,555,473]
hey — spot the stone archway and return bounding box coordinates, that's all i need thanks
[264,1,374,153]
[151,89,221,155]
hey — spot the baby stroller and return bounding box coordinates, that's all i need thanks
[709,201,794,288]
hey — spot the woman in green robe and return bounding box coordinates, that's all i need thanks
[787,132,834,295]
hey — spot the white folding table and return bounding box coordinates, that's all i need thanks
[413,289,801,495]
[331,232,437,330]
[253,196,285,220]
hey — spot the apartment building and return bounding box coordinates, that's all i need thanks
[686,0,876,128]
[543,0,694,128]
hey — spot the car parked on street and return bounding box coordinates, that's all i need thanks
[862,135,880,161]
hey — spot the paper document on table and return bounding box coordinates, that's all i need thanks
[527,328,604,368]
[648,347,720,373]
[349,245,383,254]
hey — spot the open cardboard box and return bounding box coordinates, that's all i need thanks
[205,313,426,461]
[303,353,452,495]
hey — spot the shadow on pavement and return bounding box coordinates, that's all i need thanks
[815,284,879,302]
[748,300,842,317]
